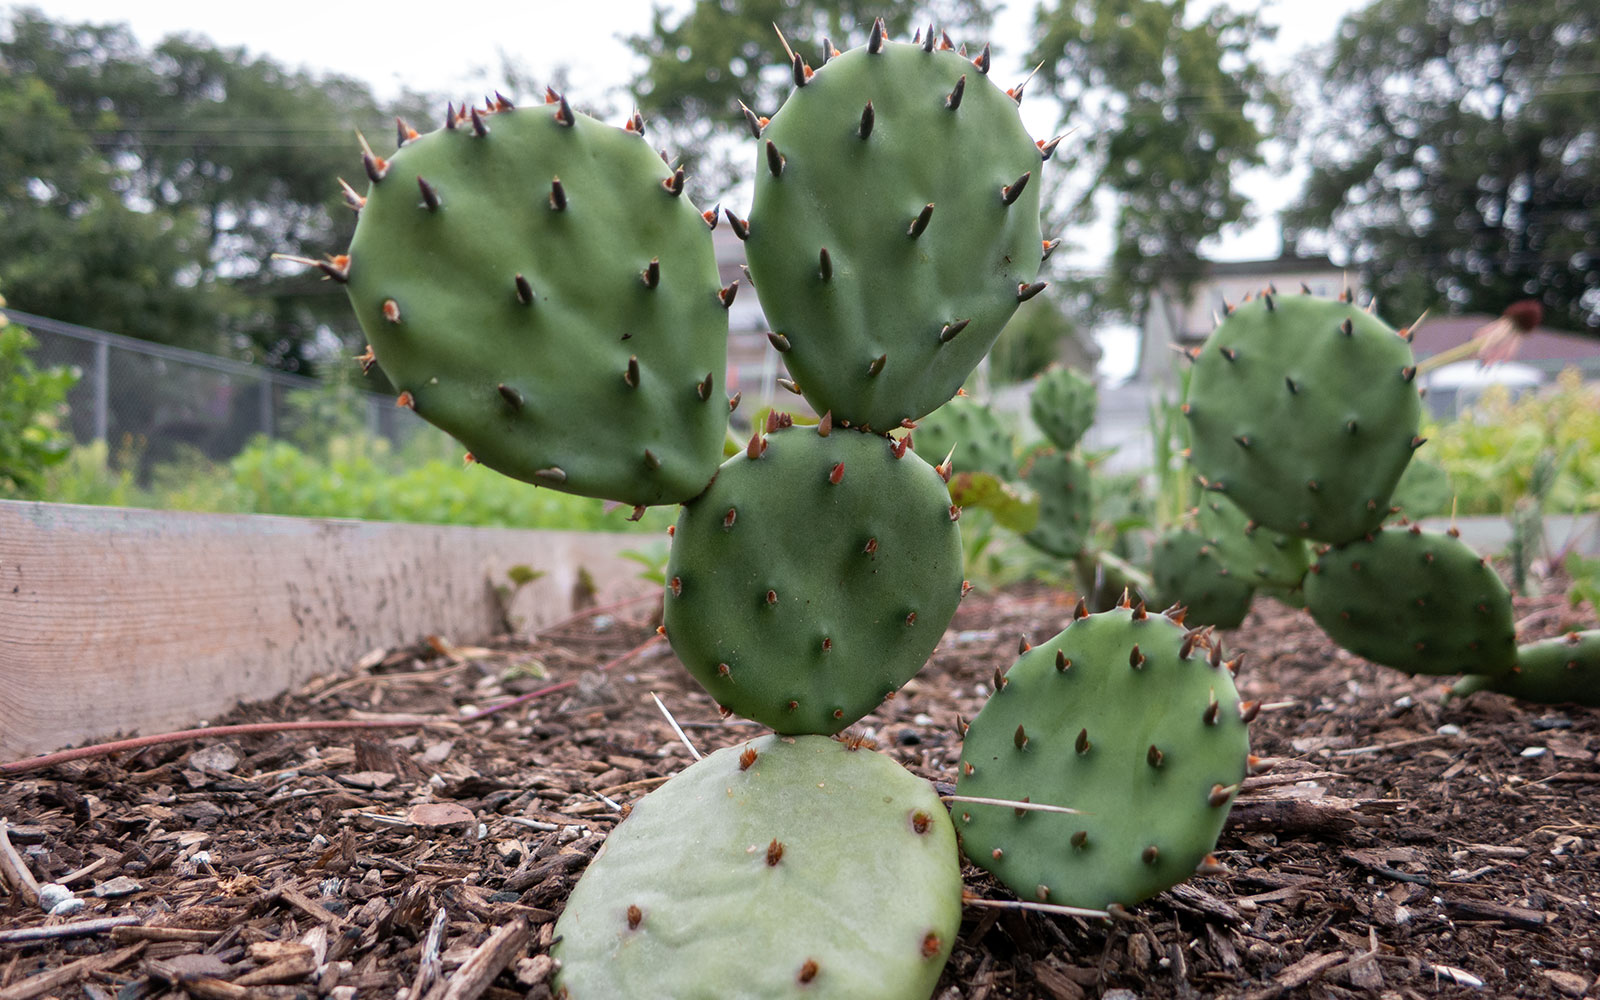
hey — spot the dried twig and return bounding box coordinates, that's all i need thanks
[962,894,1110,921]
[0,818,42,907]
[411,907,449,1000]
[943,794,1085,816]
[0,914,140,945]
[651,692,702,760]
[439,917,532,1000]
[0,942,144,1000]
[534,591,659,638]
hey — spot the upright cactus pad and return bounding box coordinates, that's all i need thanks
[1196,494,1310,591]
[1451,631,1600,706]
[1021,449,1091,558]
[1184,293,1422,543]
[910,393,1017,481]
[744,37,1045,430]
[955,604,1253,911]
[664,423,964,734]
[1150,527,1255,629]
[343,99,729,506]
[552,736,962,1000]
[1029,365,1097,452]
[1305,525,1518,676]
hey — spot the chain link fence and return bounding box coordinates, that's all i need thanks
[6,308,444,479]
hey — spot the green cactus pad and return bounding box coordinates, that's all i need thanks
[1184,293,1422,544]
[553,736,961,1000]
[955,605,1252,910]
[1388,458,1454,520]
[744,40,1044,430]
[1451,631,1600,706]
[1021,450,1091,558]
[664,424,964,734]
[1029,365,1098,453]
[1305,525,1517,676]
[1196,494,1310,591]
[344,101,728,506]
[1150,527,1255,629]
[909,393,1017,481]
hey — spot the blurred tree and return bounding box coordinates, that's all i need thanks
[626,0,996,200]
[1028,0,1281,325]
[0,8,436,372]
[1284,0,1600,334]
[986,284,1099,384]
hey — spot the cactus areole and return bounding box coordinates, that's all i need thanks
[552,736,962,1000]
[343,100,730,507]
[745,41,1045,431]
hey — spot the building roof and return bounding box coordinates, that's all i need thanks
[1198,253,1340,279]
[1408,313,1600,366]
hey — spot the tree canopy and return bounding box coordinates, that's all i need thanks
[1028,0,1281,323]
[0,8,433,373]
[625,0,995,199]
[1285,0,1600,333]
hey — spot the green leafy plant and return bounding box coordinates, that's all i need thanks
[1424,369,1600,517]
[0,302,79,498]
[493,564,546,633]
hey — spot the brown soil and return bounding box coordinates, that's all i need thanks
[2,585,1597,1000]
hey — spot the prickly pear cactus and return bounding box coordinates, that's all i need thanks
[1451,631,1600,706]
[664,422,964,734]
[955,603,1254,911]
[1150,527,1255,629]
[1195,494,1310,591]
[744,32,1046,431]
[910,393,1017,481]
[1029,365,1097,452]
[1388,457,1454,520]
[342,98,730,506]
[1021,449,1091,558]
[552,735,962,1000]
[1305,525,1518,676]
[1184,293,1422,544]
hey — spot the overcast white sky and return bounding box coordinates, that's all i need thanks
[7,0,1370,375]
[7,0,1369,260]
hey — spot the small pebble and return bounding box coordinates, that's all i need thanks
[49,897,86,916]
[1436,724,1462,736]
[36,883,74,911]
[1521,746,1549,758]
[1532,716,1573,731]
[92,876,142,898]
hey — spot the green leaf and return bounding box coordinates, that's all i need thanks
[948,471,1039,534]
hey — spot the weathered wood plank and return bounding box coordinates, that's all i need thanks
[0,500,660,758]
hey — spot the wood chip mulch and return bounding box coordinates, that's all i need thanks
[2,584,1597,999]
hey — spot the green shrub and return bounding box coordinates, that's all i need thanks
[44,431,670,533]
[0,303,79,498]
[1425,369,1600,516]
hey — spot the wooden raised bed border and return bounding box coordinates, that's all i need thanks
[0,500,657,759]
